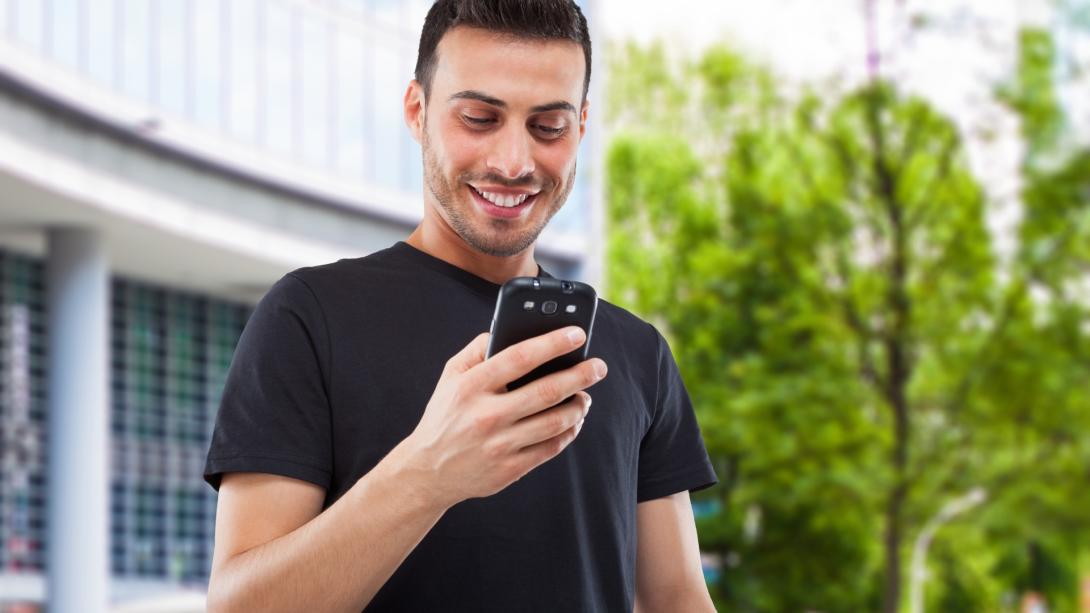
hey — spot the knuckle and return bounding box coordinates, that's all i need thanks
[471,411,499,434]
[535,379,564,406]
[544,411,568,434]
[548,435,568,456]
[509,344,534,370]
[445,357,469,380]
[482,438,510,460]
[506,459,530,483]
[449,378,471,403]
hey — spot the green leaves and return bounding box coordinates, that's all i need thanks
[607,28,1090,612]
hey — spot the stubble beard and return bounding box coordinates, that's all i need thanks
[421,129,576,258]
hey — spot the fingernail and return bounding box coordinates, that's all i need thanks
[576,418,585,434]
[566,327,585,344]
[593,360,607,380]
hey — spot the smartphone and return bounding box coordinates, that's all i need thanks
[485,276,598,392]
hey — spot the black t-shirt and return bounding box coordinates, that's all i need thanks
[204,241,717,612]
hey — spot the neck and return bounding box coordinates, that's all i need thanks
[405,216,539,286]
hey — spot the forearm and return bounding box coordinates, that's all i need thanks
[634,587,717,613]
[207,442,448,613]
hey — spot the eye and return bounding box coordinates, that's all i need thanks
[462,114,496,127]
[532,123,567,139]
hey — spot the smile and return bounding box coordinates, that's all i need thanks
[469,185,539,208]
[468,185,539,219]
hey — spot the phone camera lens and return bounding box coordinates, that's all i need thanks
[542,300,558,315]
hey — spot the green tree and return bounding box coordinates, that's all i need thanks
[604,29,1090,612]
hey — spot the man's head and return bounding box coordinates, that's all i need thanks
[404,0,592,258]
[415,0,592,104]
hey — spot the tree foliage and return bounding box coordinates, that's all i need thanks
[604,30,1090,612]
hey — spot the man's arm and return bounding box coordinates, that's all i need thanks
[206,451,445,613]
[633,491,717,613]
[206,328,606,612]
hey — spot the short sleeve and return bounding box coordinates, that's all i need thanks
[203,273,333,492]
[636,326,718,503]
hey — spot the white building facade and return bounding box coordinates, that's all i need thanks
[0,1,601,610]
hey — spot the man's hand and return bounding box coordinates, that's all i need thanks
[394,326,607,507]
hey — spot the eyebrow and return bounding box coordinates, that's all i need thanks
[448,90,577,114]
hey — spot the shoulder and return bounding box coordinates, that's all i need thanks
[285,246,403,294]
[592,298,671,392]
[266,245,414,311]
[594,297,664,353]
[246,248,404,335]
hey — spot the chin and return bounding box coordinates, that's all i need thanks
[456,212,542,258]
[462,228,539,258]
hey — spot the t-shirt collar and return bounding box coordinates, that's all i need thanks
[391,241,554,298]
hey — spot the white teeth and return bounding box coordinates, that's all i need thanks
[475,188,531,208]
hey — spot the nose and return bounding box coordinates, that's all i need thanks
[485,123,535,180]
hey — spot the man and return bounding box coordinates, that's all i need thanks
[203,1,718,611]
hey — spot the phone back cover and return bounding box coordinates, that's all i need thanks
[486,277,598,391]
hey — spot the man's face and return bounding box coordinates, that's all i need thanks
[406,26,588,258]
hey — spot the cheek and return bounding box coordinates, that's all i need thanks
[539,142,579,182]
[434,122,485,170]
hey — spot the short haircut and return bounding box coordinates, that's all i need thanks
[414,0,592,102]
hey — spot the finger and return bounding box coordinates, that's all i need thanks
[501,392,590,449]
[443,332,491,376]
[516,417,582,468]
[470,325,588,391]
[502,358,605,422]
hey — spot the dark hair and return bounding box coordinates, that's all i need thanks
[415,0,592,102]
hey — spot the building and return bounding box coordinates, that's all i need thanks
[0,1,601,610]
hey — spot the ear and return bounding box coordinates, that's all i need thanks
[404,80,426,143]
[578,99,590,141]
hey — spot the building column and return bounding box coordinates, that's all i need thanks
[46,228,110,613]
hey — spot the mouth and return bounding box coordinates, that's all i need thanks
[468,184,540,219]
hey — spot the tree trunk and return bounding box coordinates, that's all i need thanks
[863,83,913,613]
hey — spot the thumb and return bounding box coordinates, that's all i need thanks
[444,331,491,376]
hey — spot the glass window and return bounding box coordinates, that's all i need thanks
[51,0,81,70]
[262,3,294,154]
[118,0,151,103]
[193,0,224,130]
[336,0,367,14]
[13,0,44,52]
[300,15,331,168]
[85,0,117,88]
[263,3,295,155]
[0,250,48,573]
[103,274,249,581]
[399,51,421,193]
[367,0,403,29]
[370,41,405,188]
[227,0,258,144]
[335,31,367,180]
[156,0,187,117]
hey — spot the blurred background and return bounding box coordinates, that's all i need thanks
[0,0,1088,611]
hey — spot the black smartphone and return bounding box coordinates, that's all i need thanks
[485,276,598,391]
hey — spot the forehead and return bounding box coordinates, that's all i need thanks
[432,26,585,106]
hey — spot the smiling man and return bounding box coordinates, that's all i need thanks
[203,1,717,612]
